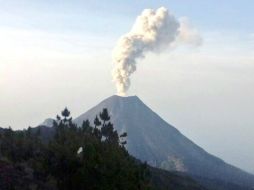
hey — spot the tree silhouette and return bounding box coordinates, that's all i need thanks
[61,107,71,123]
[82,119,92,133]
[61,107,70,118]
[93,115,102,140]
[99,108,110,126]
[0,107,151,190]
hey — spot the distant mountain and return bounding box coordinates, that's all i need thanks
[73,95,254,190]
[39,118,55,127]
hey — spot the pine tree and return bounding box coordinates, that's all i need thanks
[120,132,127,146]
[61,107,70,124]
[93,115,102,140]
[82,119,92,133]
[94,115,101,128]
[101,122,113,140]
[99,108,110,127]
[0,108,152,190]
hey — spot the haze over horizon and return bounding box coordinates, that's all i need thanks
[0,0,254,174]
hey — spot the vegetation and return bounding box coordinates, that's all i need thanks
[0,108,207,190]
[0,108,151,190]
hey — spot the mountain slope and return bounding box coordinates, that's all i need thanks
[39,118,55,127]
[149,167,206,190]
[74,95,254,189]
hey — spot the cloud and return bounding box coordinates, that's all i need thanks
[176,17,203,46]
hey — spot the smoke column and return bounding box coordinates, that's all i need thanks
[112,7,201,96]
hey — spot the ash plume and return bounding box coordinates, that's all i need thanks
[112,7,201,96]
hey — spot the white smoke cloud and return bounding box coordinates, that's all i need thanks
[112,7,202,96]
[176,17,203,46]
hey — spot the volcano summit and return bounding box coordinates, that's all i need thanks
[73,95,254,189]
[39,95,254,189]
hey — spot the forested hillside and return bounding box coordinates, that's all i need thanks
[0,108,205,190]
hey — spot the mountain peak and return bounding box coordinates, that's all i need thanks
[108,94,141,102]
[38,95,254,188]
[73,95,254,188]
[99,95,145,109]
[39,118,55,127]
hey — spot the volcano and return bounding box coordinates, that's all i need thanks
[39,95,254,189]
[72,95,254,189]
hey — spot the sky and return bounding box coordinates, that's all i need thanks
[0,0,254,173]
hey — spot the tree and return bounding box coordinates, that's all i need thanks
[56,114,61,121]
[61,107,71,124]
[0,108,152,190]
[82,120,92,133]
[27,126,32,138]
[93,115,101,140]
[120,132,127,146]
[99,108,110,126]
[93,115,101,128]
[101,122,113,140]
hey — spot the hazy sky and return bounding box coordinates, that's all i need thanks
[0,0,254,173]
